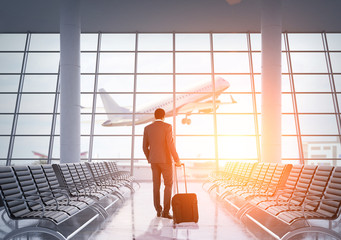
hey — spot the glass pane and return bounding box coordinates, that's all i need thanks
[0,115,13,134]
[94,114,132,134]
[26,53,60,73]
[177,136,215,159]
[92,136,131,158]
[296,94,335,113]
[176,114,214,135]
[288,34,324,51]
[252,52,289,74]
[176,34,210,51]
[330,53,341,73]
[218,94,253,113]
[19,94,55,113]
[302,136,341,159]
[138,53,172,73]
[0,94,17,113]
[291,53,328,73]
[282,94,294,113]
[0,75,20,92]
[213,33,247,51]
[81,94,93,113]
[136,75,172,92]
[81,33,98,51]
[282,114,296,135]
[0,137,10,158]
[138,34,172,51]
[334,75,341,92]
[97,75,134,92]
[16,115,52,135]
[293,75,331,92]
[250,33,261,51]
[99,53,135,73]
[218,136,257,159]
[214,53,249,73]
[0,34,26,51]
[101,34,135,51]
[299,115,339,135]
[326,33,341,50]
[0,160,6,166]
[282,75,291,92]
[30,34,60,51]
[282,136,299,158]
[81,53,97,73]
[176,53,211,73]
[134,136,146,159]
[96,94,133,113]
[80,114,91,135]
[176,75,212,92]
[0,53,24,73]
[217,115,255,135]
[23,75,57,92]
[81,75,95,92]
[218,75,251,92]
[254,75,261,92]
[12,136,50,158]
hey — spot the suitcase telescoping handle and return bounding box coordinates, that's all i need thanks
[175,163,187,194]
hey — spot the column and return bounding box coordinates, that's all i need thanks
[60,0,81,163]
[261,0,282,163]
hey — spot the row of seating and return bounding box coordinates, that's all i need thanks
[203,162,341,240]
[0,161,139,240]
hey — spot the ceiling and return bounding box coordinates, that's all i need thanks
[1,0,340,33]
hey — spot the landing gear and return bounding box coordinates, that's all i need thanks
[181,117,191,125]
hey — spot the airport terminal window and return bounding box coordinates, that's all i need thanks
[0,32,340,176]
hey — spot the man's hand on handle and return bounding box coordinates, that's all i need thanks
[175,161,183,167]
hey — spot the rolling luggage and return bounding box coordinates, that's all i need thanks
[172,163,199,224]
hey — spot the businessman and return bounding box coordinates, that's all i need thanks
[143,108,181,219]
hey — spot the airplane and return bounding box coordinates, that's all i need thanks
[98,77,236,126]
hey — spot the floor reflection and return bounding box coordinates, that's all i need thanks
[91,182,255,240]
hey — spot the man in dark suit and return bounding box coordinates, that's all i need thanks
[143,108,181,219]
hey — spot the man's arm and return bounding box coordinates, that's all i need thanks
[166,125,180,164]
[143,127,150,161]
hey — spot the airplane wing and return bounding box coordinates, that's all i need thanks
[32,151,48,158]
[177,95,237,114]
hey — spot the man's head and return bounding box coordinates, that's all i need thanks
[154,108,165,120]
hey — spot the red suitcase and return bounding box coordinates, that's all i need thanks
[172,163,199,224]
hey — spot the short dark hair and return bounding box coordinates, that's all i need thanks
[154,108,165,119]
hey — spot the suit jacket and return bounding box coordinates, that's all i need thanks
[143,121,180,164]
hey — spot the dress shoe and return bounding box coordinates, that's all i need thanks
[161,212,173,219]
[157,208,162,217]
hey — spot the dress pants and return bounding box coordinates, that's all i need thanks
[151,163,173,214]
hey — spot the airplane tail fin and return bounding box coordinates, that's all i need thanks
[98,88,131,114]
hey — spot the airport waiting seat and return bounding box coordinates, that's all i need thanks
[105,161,140,188]
[206,163,341,239]
[0,165,103,240]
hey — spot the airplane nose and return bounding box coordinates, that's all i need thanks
[216,77,230,89]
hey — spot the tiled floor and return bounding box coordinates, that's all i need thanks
[90,182,256,240]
